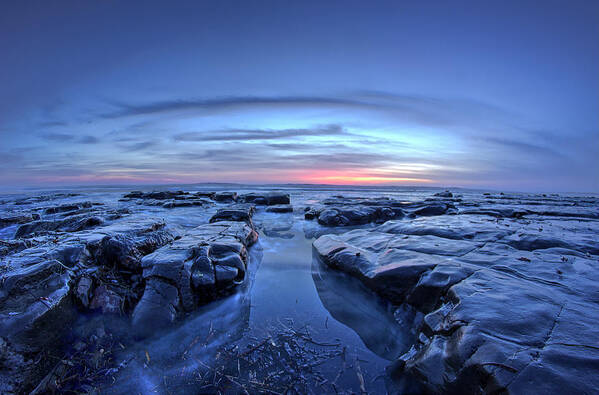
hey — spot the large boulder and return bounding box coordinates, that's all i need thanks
[132,221,258,336]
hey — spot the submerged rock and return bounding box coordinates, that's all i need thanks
[74,276,93,308]
[265,204,293,213]
[89,285,124,314]
[162,199,209,208]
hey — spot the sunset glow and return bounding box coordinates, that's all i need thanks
[0,1,596,192]
[296,170,434,185]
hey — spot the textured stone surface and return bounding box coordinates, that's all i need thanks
[313,205,599,394]
[132,221,258,334]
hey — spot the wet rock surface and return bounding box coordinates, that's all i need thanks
[0,189,262,392]
[314,194,599,394]
[0,187,597,393]
[132,220,258,335]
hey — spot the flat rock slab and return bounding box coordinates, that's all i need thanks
[239,192,290,205]
[209,205,255,226]
[313,212,599,394]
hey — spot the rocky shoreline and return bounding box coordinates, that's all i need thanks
[0,188,597,393]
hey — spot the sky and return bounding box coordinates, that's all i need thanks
[0,0,597,192]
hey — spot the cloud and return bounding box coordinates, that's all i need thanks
[98,92,523,137]
[4,90,595,191]
[41,132,75,142]
[79,135,100,144]
[120,141,156,151]
[40,132,101,144]
[39,121,68,128]
[482,137,563,157]
[173,124,347,142]
[101,96,360,119]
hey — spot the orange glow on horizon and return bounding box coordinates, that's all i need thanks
[296,170,434,185]
[17,169,434,186]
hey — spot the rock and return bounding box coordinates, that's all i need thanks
[12,193,81,206]
[312,258,420,361]
[210,206,255,226]
[132,221,258,335]
[433,191,453,198]
[313,212,599,394]
[194,191,216,199]
[411,203,450,217]
[0,239,34,257]
[0,213,40,227]
[304,208,322,220]
[213,192,238,202]
[43,201,93,214]
[15,214,104,238]
[317,206,400,226]
[239,192,290,205]
[162,199,208,208]
[0,260,76,393]
[89,285,123,314]
[214,265,239,283]
[124,190,188,200]
[376,216,512,242]
[131,278,179,335]
[265,204,293,213]
[123,191,143,198]
[74,276,93,308]
[95,229,177,270]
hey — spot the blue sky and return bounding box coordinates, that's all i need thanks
[1,0,597,191]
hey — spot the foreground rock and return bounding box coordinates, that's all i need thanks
[132,221,258,335]
[0,205,261,392]
[0,260,75,392]
[313,214,599,393]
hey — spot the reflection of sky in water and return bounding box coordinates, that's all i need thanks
[5,185,599,393]
[49,188,431,394]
